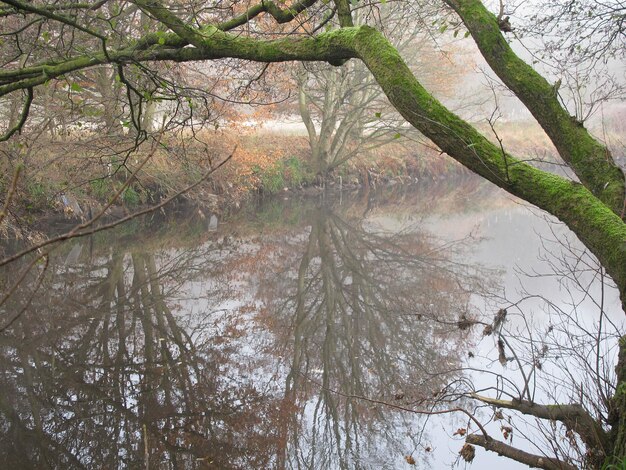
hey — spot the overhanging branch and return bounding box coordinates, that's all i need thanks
[466,434,578,470]
[444,0,626,217]
[471,393,609,453]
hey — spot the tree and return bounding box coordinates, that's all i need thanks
[1,0,625,467]
[293,3,441,178]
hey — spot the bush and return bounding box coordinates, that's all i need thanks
[260,164,286,194]
[122,186,140,206]
[25,181,51,210]
[283,156,308,187]
[259,156,313,194]
[89,178,111,200]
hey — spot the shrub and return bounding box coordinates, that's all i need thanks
[89,178,111,200]
[122,186,140,206]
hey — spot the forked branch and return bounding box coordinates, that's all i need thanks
[466,434,577,470]
[471,393,609,453]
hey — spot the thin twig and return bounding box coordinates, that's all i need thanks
[0,164,22,227]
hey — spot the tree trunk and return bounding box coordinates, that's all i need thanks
[444,0,625,217]
[609,337,626,462]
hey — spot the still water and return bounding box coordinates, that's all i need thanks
[1,176,622,469]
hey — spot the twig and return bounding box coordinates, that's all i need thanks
[0,254,48,332]
[0,164,22,227]
[0,87,33,142]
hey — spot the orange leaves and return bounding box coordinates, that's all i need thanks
[453,428,467,437]
[211,132,310,197]
[501,425,513,441]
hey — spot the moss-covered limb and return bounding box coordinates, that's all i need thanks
[134,0,320,39]
[131,0,321,50]
[219,0,320,31]
[609,337,626,460]
[466,434,577,470]
[471,393,609,454]
[352,26,626,303]
[0,29,358,97]
[133,0,323,51]
[444,0,625,218]
[133,0,356,62]
[132,0,202,46]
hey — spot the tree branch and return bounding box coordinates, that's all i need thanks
[1,0,108,41]
[0,30,357,97]
[444,0,626,218]
[0,87,33,142]
[0,0,107,17]
[218,0,320,31]
[466,434,578,470]
[471,393,609,453]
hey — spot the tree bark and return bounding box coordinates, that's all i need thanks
[466,435,578,470]
[444,0,626,218]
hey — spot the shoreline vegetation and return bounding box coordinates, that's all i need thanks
[1,120,624,235]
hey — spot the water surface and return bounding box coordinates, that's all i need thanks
[1,176,621,469]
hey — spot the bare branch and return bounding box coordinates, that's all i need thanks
[471,393,609,452]
[466,434,578,470]
[1,0,107,40]
[0,0,107,17]
[0,87,33,142]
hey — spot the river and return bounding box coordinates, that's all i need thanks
[1,175,622,469]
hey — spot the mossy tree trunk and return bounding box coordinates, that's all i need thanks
[445,0,626,216]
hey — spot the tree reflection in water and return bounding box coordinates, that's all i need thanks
[0,188,493,469]
[254,199,490,468]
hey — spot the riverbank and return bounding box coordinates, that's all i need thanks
[1,128,464,231]
[1,121,622,237]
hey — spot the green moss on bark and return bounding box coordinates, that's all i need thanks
[444,0,626,217]
[352,25,626,302]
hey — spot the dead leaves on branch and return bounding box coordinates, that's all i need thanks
[459,443,476,462]
[453,427,467,437]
